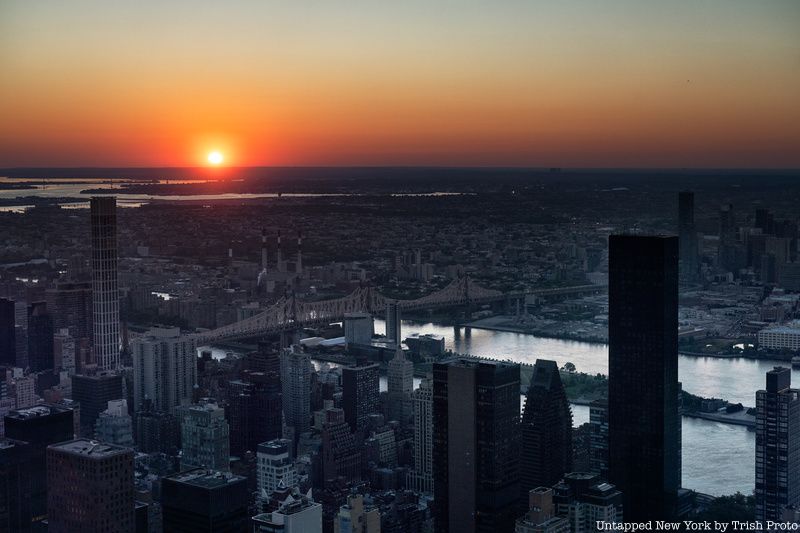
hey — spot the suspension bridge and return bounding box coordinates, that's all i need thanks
[193,276,605,344]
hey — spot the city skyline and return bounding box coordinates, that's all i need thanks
[1,1,799,168]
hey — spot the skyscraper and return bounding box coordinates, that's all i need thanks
[407,377,434,494]
[91,196,120,370]
[4,404,75,530]
[342,362,380,433]
[589,398,609,479]
[45,281,93,343]
[131,326,197,414]
[46,439,134,533]
[520,359,573,498]
[386,301,401,346]
[280,346,312,439]
[0,438,34,533]
[72,372,123,436]
[178,398,230,471]
[433,358,520,533]
[608,235,680,520]
[227,372,282,456]
[343,312,374,346]
[0,298,16,367]
[321,407,361,486]
[678,191,699,281]
[27,301,54,372]
[387,346,413,423]
[755,367,800,521]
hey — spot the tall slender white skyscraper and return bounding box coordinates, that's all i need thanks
[90,196,120,370]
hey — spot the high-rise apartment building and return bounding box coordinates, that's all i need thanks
[91,196,120,370]
[131,326,197,414]
[608,235,680,520]
[342,362,380,433]
[387,347,413,423]
[407,377,434,494]
[178,399,230,471]
[47,439,134,533]
[433,358,520,533]
[280,346,312,438]
[755,367,800,521]
[520,359,573,498]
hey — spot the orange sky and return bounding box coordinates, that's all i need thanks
[1,1,798,168]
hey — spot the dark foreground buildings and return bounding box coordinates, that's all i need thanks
[608,235,681,520]
[520,359,573,500]
[4,404,74,530]
[47,439,135,533]
[755,367,800,521]
[161,468,249,532]
[432,358,520,533]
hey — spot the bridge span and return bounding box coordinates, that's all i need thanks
[192,277,606,344]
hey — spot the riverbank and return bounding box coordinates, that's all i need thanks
[462,316,797,362]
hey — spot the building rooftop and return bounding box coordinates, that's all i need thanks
[7,404,69,420]
[49,438,131,458]
[166,468,245,489]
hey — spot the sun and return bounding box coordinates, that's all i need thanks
[207,151,224,165]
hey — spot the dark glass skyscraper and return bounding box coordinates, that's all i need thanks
[342,362,380,433]
[90,196,120,370]
[520,359,573,500]
[608,235,680,521]
[0,298,16,367]
[433,358,520,533]
[27,301,54,372]
[755,367,800,521]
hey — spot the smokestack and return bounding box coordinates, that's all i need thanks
[277,231,284,272]
[296,231,303,274]
[261,228,268,270]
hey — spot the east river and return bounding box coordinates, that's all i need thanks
[375,319,800,498]
[205,319,800,497]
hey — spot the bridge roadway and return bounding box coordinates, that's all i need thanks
[192,277,607,344]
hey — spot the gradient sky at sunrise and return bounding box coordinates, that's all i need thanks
[1,0,799,168]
